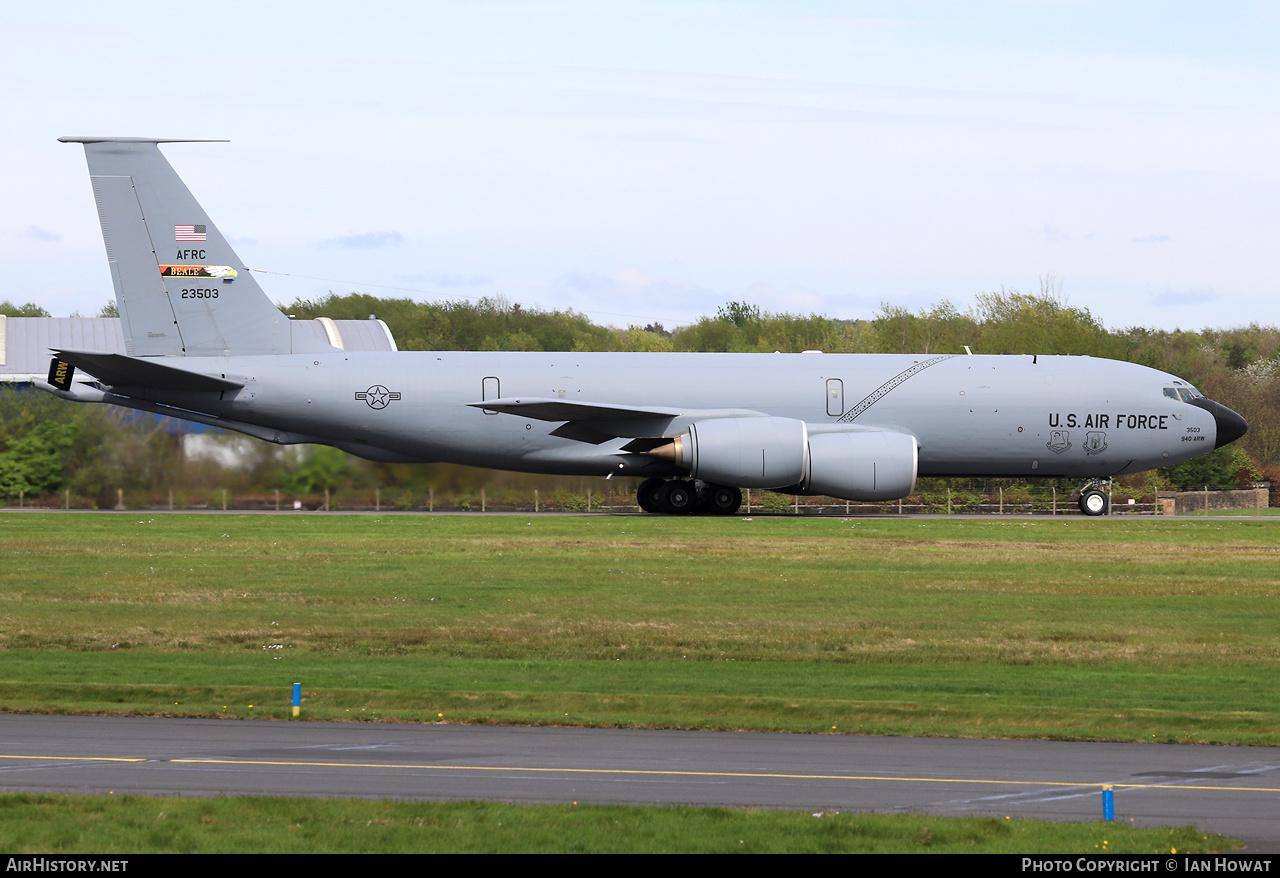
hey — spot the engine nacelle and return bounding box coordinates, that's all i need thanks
[660,417,809,488]
[803,430,918,500]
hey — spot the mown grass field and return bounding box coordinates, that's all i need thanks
[0,512,1276,744]
[0,793,1233,854]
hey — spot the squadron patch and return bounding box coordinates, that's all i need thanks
[1046,430,1071,454]
[1084,431,1108,455]
[356,385,401,409]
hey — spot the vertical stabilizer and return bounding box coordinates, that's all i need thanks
[60,137,332,357]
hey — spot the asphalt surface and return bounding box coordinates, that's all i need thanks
[0,714,1276,851]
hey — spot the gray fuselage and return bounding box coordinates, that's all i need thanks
[139,350,1221,482]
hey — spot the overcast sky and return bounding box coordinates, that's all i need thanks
[4,1,1277,334]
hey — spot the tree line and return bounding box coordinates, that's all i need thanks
[1,286,1272,506]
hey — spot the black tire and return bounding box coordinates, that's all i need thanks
[637,478,664,513]
[702,485,742,516]
[1079,489,1109,516]
[656,480,695,514]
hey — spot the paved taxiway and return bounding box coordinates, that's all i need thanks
[0,715,1276,851]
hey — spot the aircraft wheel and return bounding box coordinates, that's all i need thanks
[1079,489,1109,516]
[637,478,664,513]
[703,485,743,516]
[657,480,696,514]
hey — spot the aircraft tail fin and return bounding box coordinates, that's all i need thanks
[60,136,333,357]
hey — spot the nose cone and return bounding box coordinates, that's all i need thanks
[1189,398,1249,448]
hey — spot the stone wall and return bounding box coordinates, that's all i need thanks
[1156,488,1268,514]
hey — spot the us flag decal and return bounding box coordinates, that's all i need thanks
[175,224,207,242]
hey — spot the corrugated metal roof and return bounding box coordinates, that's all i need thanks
[1,316,398,383]
[0,317,126,382]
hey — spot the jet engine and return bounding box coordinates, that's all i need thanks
[650,416,809,488]
[647,417,918,501]
[802,430,918,500]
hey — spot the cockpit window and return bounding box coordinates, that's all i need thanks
[1165,385,1204,403]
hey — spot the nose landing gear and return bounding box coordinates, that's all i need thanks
[1075,480,1112,516]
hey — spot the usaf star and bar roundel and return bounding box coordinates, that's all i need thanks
[356,385,401,409]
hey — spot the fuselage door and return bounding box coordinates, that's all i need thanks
[826,378,844,417]
[482,376,500,415]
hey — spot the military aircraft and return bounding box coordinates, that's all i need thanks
[39,137,1247,516]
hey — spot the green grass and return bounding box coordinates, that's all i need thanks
[1,513,1278,743]
[0,794,1235,853]
[1182,505,1280,516]
[0,513,1266,852]
[3,653,1277,743]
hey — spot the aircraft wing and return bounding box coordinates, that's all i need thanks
[51,349,243,393]
[468,397,684,422]
[469,397,774,445]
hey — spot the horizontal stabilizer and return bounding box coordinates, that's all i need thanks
[52,349,242,392]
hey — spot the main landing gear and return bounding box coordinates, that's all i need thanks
[637,478,743,515]
[1076,479,1112,516]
